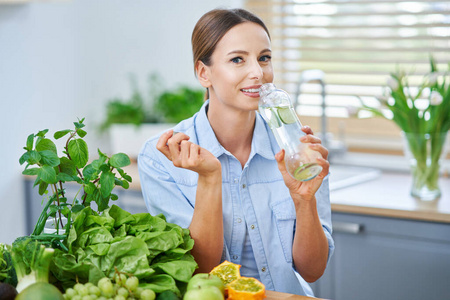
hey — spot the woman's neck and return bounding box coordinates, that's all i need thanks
[207,101,256,168]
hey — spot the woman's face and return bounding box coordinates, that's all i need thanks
[203,21,273,112]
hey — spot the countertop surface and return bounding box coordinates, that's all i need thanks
[124,161,450,223]
[330,171,450,223]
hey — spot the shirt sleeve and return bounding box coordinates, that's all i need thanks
[316,174,335,264]
[137,144,195,229]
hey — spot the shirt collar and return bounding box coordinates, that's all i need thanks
[251,112,276,161]
[195,100,226,158]
[194,100,276,161]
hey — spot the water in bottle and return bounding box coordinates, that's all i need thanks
[259,83,322,181]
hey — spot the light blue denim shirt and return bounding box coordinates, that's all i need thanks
[138,101,334,296]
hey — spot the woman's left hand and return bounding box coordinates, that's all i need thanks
[275,126,329,203]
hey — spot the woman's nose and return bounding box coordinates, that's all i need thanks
[248,60,264,79]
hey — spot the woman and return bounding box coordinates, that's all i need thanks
[138,8,334,296]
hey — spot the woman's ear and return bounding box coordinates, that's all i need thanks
[196,61,212,88]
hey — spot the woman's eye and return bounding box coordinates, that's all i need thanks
[259,55,272,62]
[231,57,243,63]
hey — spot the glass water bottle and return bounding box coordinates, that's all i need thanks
[259,83,322,181]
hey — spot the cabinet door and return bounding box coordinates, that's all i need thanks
[311,213,450,300]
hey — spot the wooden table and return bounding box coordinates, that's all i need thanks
[265,290,322,299]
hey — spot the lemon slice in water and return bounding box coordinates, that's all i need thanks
[266,107,282,128]
[277,107,297,124]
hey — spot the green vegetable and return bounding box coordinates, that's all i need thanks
[51,205,197,295]
[16,282,63,300]
[156,290,180,300]
[0,244,17,287]
[0,244,10,282]
[10,237,55,293]
[14,119,198,296]
[19,118,133,249]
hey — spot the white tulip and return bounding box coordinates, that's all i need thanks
[346,105,359,117]
[376,94,389,105]
[427,73,438,86]
[387,77,399,91]
[430,91,443,106]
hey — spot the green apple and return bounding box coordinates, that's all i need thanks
[183,285,224,300]
[186,273,225,294]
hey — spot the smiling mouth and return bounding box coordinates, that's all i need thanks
[241,88,260,93]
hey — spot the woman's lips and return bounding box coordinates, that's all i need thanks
[240,87,261,98]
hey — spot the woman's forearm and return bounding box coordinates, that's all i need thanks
[292,198,329,283]
[189,170,223,273]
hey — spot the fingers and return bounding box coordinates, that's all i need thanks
[168,132,190,166]
[299,125,329,160]
[275,149,285,165]
[275,149,294,182]
[315,156,330,179]
[156,130,191,162]
[187,143,201,168]
[179,140,191,166]
[309,143,329,160]
[156,130,174,160]
[300,134,321,144]
[301,125,314,135]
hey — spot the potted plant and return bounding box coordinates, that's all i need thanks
[101,73,205,159]
[359,57,450,201]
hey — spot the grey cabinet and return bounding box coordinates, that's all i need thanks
[311,213,450,300]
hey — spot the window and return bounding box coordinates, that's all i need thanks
[245,0,450,153]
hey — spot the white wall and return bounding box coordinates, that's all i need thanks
[0,0,242,244]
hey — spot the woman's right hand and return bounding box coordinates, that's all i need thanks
[156,130,221,178]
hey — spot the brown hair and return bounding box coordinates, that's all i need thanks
[191,8,270,99]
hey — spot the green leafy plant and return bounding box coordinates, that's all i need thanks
[0,244,12,283]
[101,73,205,131]
[154,86,204,124]
[359,57,450,199]
[13,118,198,296]
[51,205,197,295]
[19,118,133,244]
[100,74,164,131]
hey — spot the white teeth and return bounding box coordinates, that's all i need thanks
[241,88,260,93]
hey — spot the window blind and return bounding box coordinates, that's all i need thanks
[245,0,450,119]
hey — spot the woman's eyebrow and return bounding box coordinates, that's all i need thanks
[227,50,249,56]
[227,48,272,56]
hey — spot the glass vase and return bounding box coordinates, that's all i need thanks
[44,216,67,234]
[402,132,449,201]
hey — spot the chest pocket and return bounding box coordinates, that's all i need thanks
[271,198,296,263]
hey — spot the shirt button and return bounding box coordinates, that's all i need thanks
[242,184,246,189]
[233,255,238,260]
[261,267,266,272]
[251,225,255,229]
[237,218,242,223]
[234,178,239,184]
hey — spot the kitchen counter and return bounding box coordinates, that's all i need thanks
[330,171,450,223]
[124,162,450,223]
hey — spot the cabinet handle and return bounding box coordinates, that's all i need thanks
[333,221,363,234]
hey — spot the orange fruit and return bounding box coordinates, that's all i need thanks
[209,260,241,285]
[227,277,266,300]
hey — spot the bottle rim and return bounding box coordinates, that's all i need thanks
[259,83,276,97]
